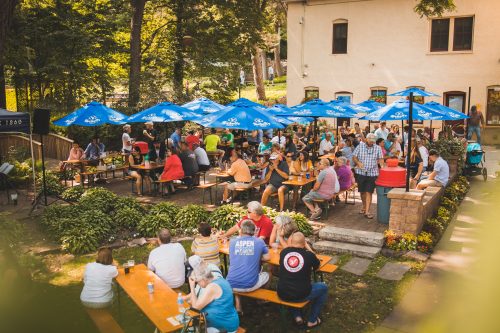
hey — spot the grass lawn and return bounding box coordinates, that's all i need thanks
[234,81,287,103]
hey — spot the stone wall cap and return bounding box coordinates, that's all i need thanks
[387,188,425,200]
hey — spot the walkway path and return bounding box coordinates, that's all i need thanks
[375,145,500,333]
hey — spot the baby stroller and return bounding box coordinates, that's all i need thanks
[463,141,487,181]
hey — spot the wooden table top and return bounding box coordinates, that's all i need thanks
[65,159,87,164]
[116,264,193,333]
[282,176,316,186]
[319,154,336,160]
[209,172,231,178]
[218,241,336,274]
[129,163,164,170]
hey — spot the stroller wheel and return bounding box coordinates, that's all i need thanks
[482,168,488,181]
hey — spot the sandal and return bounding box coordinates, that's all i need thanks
[359,209,365,214]
[307,317,322,329]
[294,316,304,327]
[365,213,374,219]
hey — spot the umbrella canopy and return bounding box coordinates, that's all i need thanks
[389,87,439,97]
[126,102,201,123]
[0,108,30,134]
[357,100,386,113]
[359,99,445,121]
[53,101,127,126]
[327,100,368,114]
[227,98,266,110]
[182,97,224,114]
[276,99,356,118]
[194,100,284,130]
[268,104,313,125]
[423,101,469,120]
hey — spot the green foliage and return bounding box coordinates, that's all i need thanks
[175,205,210,233]
[429,136,466,173]
[61,186,85,202]
[148,202,180,221]
[262,206,313,236]
[138,214,176,238]
[416,231,433,253]
[113,196,145,214]
[0,214,24,249]
[208,205,246,231]
[385,231,417,252]
[414,0,456,18]
[61,227,100,254]
[113,206,143,230]
[436,206,452,225]
[440,196,458,213]
[423,217,445,239]
[36,171,65,196]
[78,187,117,213]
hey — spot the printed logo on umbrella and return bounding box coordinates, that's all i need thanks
[253,119,271,127]
[295,109,312,115]
[221,118,240,127]
[163,110,183,120]
[84,115,101,124]
[390,112,405,119]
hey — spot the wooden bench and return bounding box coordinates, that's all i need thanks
[340,183,357,205]
[85,308,124,333]
[196,182,216,204]
[312,198,332,219]
[125,175,137,193]
[234,288,309,308]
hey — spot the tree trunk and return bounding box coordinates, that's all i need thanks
[172,0,185,103]
[128,0,147,108]
[0,0,18,109]
[273,26,283,77]
[251,47,266,101]
[260,49,267,81]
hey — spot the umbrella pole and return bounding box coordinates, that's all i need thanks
[401,120,405,157]
[368,120,371,134]
[336,118,339,145]
[430,120,433,142]
[406,93,414,192]
[313,118,318,161]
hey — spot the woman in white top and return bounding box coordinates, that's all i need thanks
[80,248,118,309]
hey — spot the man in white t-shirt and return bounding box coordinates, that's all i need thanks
[122,124,132,153]
[193,143,210,172]
[374,121,389,141]
[271,134,286,148]
[147,229,187,289]
[319,133,334,156]
[417,138,429,170]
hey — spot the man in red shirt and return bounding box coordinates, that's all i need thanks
[185,130,201,151]
[221,201,274,244]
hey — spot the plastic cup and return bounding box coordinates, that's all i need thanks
[271,243,279,253]
[124,264,130,274]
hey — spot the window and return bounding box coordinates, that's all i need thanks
[430,19,450,52]
[370,88,387,104]
[304,87,319,101]
[486,86,500,126]
[453,17,474,51]
[335,92,353,126]
[332,22,348,54]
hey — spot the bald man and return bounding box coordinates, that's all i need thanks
[277,232,328,329]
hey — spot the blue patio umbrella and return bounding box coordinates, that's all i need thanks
[53,101,127,126]
[194,100,283,131]
[126,102,201,123]
[356,100,386,133]
[227,98,267,110]
[182,97,224,114]
[423,101,469,120]
[390,87,439,98]
[327,99,368,143]
[268,104,313,125]
[358,99,445,121]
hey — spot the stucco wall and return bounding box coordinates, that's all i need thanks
[286,0,500,143]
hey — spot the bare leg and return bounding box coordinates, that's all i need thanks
[360,192,366,212]
[261,188,272,207]
[234,295,242,312]
[278,187,286,211]
[365,192,372,214]
[223,185,230,201]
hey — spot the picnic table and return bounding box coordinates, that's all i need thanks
[116,264,195,333]
[209,171,232,204]
[129,163,164,194]
[218,240,337,281]
[282,175,316,210]
[319,153,336,160]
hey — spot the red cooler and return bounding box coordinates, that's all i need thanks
[375,159,406,224]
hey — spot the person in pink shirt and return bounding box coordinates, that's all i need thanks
[335,156,354,191]
[67,142,84,161]
[185,130,201,151]
[302,159,339,220]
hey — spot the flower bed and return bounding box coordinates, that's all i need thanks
[40,187,313,254]
[384,176,470,255]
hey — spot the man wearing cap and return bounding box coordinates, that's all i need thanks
[122,124,132,154]
[261,152,289,211]
[352,133,384,219]
[143,122,158,160]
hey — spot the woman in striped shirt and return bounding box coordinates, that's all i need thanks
[191,222,220,266]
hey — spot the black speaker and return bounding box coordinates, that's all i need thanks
[33,108,50,135]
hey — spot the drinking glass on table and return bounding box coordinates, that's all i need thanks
[271,242,279,253]
[128,259,135,272]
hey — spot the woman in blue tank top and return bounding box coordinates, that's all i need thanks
[187,264,239,333]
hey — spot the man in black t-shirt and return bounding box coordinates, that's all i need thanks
[277,232,328,329]
[179,142,199,188]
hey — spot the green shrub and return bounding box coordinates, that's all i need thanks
[79,187,117,213]
[149,202,180,221]
[175,204,210,233]
[417,231,433,253]
[41,205,81,239]
[36,171,65,196]
[61,186,85,202]
[262,206,313,236]
[113,206,143,229]
[208,205,246,231]
[61,226,100,254]
[113,196,144,213]
[423,217,445,239]
[80,209,115,239]
[0,214,24,248]
[387,232,417,252]
[440,197,458,213]
[138,214,176,237]
[436,206,452,224]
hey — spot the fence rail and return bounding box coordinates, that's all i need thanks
[0,133,73,161]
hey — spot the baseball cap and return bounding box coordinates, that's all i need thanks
[145,121,153,126]
[188,255,202,270]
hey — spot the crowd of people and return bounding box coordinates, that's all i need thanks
[80,201,327,331]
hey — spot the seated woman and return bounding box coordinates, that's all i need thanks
[335,156,354,192]
[191,222,220,266]
[68,142,84,161]
[269,214,315,251]
[80,248,118,309]
[185,255,223,297]
[408,142,424,189]
[292,151,313,175]
[128,146,151,195]
[160,148,185,194]
[186,264,240,333]
[284,135,297,157]
[376,138,387,158]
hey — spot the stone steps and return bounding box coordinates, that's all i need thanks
[313,240,381,258]
[319,226,385,247]
[315,226,384,258]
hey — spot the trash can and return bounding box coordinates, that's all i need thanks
[375,159,406,224]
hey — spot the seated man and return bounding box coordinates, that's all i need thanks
[318,133,334,156]
[84,137,105,166]
[261,153,289,211]
[417,149,449,190]
[221,150,252,204]
[147,229,186,289]
[302,159,339,220]
[222,201,274,244]
[226,219,270,312]
[179,141,199,188]
[204,128,224,167]
[277,232,327,329]
[193,143,211,172]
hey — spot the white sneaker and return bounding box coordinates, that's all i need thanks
[310,208,323,220]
